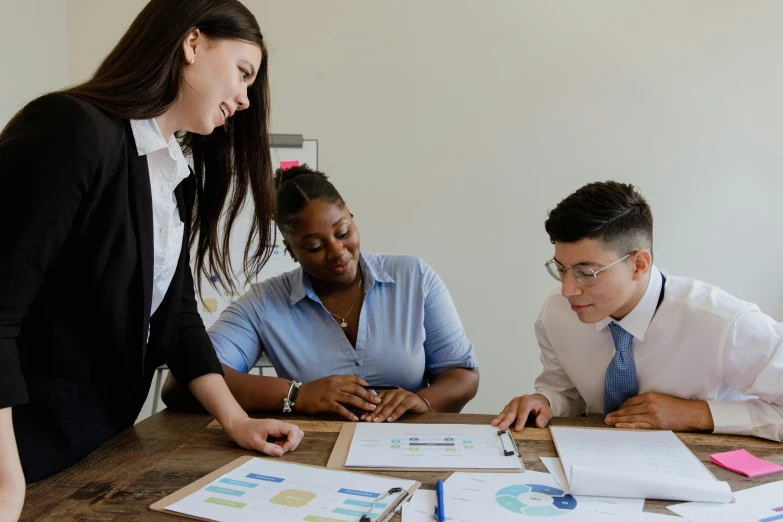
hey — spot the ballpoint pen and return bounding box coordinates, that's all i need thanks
[434,480,446,522]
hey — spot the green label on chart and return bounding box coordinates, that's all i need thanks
[204,497,246,509]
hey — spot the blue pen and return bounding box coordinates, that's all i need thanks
[434,479,446,522]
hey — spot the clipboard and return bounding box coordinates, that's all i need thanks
[326,422,525,472]
[150,455,421,521]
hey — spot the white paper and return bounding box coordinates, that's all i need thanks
[569,465,732,503]
[344,423,524,470]
[401,489,436,522]
[641,514,683,520]
[164,458,415,522]
[441,470,644,522]
[668,479,783,522]
[540,457,569,490]
[551,427,732,503]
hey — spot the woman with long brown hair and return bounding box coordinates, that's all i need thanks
[0,0,303,517]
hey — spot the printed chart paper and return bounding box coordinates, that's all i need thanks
[439,471,643,522]
[344,423,523,470]
[164,458,415,522]
[668,480,783,522]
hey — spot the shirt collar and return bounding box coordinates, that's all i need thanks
[130,118,169,156]
[288,251,394,306]
[595,265,663,341]
[129,118,191,181]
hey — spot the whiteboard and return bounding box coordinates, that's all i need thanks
[195,139,318,328]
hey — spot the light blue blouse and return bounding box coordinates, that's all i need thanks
[209,252,478,391]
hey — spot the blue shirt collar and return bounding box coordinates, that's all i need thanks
[288,251,394,306]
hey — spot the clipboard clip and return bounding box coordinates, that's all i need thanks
[360,487,407,522]
[497,429,521,457]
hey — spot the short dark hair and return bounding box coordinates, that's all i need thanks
[545,181,653,255]
[275,164,345,235]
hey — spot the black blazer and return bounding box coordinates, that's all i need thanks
[0,93,223,483]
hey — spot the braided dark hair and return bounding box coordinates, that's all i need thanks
[275,164,345,235]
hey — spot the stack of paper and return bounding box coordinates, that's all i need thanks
[550,427,732,503]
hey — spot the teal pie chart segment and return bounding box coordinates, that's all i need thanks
[497,485,532,496]
[495,484,577,517]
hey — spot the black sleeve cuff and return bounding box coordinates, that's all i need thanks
[0,344,29,409]
[167,326,224,386]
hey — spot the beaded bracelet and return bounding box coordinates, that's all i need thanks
[283,381,301,413]
[289,381,301,409]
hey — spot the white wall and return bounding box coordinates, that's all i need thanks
[61,0,783,417]
[0,0,68,127]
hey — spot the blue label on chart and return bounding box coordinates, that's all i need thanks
[219,478,258,488]
[246,473,285,483]
[204,486,245,497]
[338,488,380,498]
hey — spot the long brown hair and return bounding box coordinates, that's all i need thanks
[63,0,274,294]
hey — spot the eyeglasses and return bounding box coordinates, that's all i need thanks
[545,250,637,287]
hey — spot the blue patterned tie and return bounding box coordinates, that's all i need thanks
[603,322,638,415]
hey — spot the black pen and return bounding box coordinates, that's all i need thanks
[366,385,399,390]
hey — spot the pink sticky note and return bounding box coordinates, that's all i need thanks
[710,449,783,477]
[280,160,299,170]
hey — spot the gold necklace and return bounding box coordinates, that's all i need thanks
[323,277,363,328]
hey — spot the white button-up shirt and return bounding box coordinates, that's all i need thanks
[129,119,190,317]
[535,266,783,441]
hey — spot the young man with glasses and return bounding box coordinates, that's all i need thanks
[493,181,783,440]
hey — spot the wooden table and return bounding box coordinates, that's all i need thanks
[22,411,783,521]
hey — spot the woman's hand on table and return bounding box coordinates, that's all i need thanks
[296,375,381,421]
[360,388,429,423]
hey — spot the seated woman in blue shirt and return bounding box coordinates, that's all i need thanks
[163,164,479,422]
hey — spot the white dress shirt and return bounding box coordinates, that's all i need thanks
[535,266,783,441]
[129,119,191,317]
